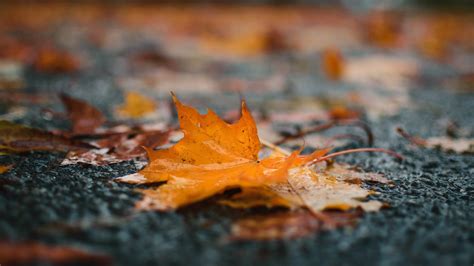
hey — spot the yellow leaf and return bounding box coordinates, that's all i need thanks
[116,92,157,119]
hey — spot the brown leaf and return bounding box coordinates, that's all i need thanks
[228,209,361,241]
[0,120,90,153]
[33,48,81,73]
[60,94,106,135]
[62,130,170,165]
[0,240,111,266]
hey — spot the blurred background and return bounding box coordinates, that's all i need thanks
[0,0,472,127]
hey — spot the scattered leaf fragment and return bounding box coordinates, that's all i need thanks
[33,48,81,73]
[397,127,474,154]
[424,137,474,154]
[0,120,89,153]
[0,241,111,266]
[116,91,157,119]
[328,105,359,120]
[322,48,344,80]
[62,130,169,165]
[60,94,105,135]
[0,165,12,174]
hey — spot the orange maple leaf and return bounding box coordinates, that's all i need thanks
[118,93,326,210]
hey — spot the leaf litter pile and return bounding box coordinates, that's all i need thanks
[0,3,473,265]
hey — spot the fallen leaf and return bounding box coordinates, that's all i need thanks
[328,105,359,120]
[117,95,387,213]
[0,241,111,266]
[33,48,81,73]
[115,91,157,119]
[228,209,361,241]
[60,94,106,135]
[397,127,474,154]
[0,165,12,174]
[61,148,124,166]
[62,130,169,165]
[117,94,329,210]
[364,11,401,48]
[322,48,344,80]
[0,120,89,153]
[424,137,474,154]
[285,166,384,212]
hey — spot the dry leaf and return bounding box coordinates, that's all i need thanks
[116,91,157,119]
[117,94,328,210]
[328,105,359,120]
[286,167,383,212]
[0,165,12,174]
[0,120,89,153]
[62,130,169,165]
[364,11,401,48]
[61,148,124,166]
[60,94,106,135]
[397,128,474,154]
[117,95,387,213]
[33,48,81,73]
[229,209,361,241]
[425,137,473,154]
[0,241,111,266]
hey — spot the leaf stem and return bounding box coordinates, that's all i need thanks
[307,147,403,166]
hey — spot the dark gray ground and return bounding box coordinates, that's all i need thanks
[0,16,473,266]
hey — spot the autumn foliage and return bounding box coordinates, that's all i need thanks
[118,94,389,215]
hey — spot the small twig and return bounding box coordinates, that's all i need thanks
[307,147,403,166]
[396,127,427,146]
[275,121,335,145]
